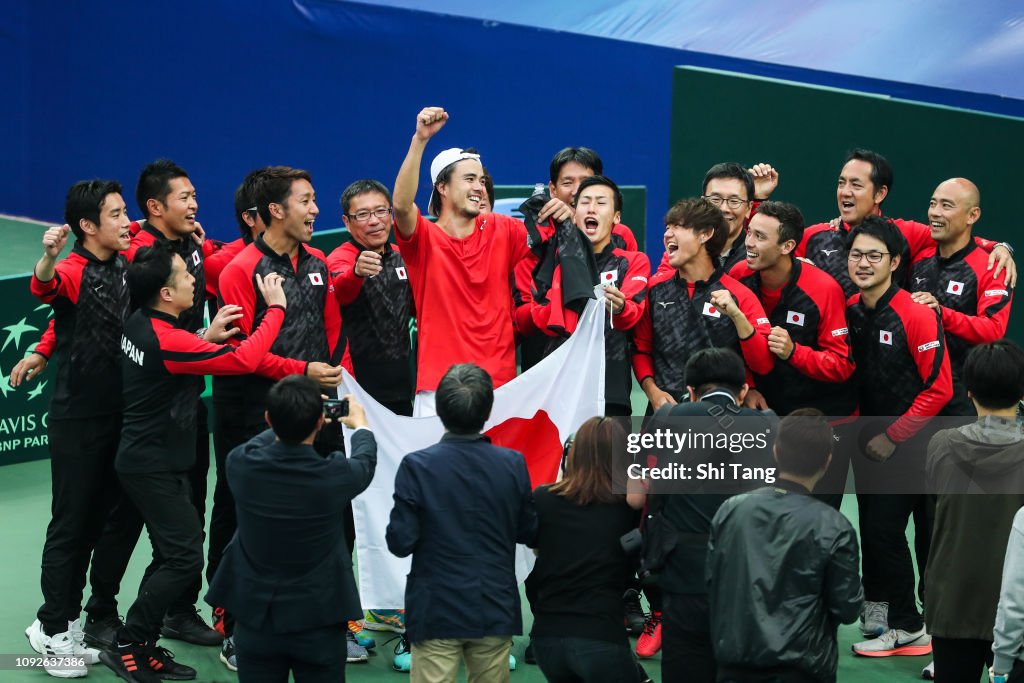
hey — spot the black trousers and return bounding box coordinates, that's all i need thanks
[37,415,123,636]
[532,635,640,683]
[661,592,715,683]
[117,471,204,644]
[932,637,992,683]
[208,401,266,585]
[234,621,346,683]
[811,420,857,511]
[857,493,933,632]
[87,400,210,620]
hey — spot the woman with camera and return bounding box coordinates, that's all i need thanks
[525,416,643,683]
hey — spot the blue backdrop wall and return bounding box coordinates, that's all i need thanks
[4,1,1022,266]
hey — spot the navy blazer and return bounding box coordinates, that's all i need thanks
[386,433,538,643]
[206,428,376,633]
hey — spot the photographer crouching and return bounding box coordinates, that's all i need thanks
[205,377,377,683]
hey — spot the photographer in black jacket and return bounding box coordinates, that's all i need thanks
[707,409,863,683]
[628,347,775,683]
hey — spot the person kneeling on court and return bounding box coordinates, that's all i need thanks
[205,378,376,683]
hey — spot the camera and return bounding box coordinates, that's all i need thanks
[323,398,349,419]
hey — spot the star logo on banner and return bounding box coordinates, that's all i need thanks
[0,367,13,398]
[27,380,47,401]
[2,318,39,352]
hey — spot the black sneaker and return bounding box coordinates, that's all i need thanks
[160,608,223,646]
[84,613,124,651]
[623,588,646,636]
[524,640,536,665]
[100,642,163,683]
[144,643,196,680]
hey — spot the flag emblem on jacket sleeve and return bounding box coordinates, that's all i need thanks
[787,311,806,326]
[946,280,964,295]
[879,330,893,345]
[396,266,407,280]
[309,272,323,286]
[702,302,721,318]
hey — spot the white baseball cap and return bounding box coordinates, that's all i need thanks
[428,148,481,216]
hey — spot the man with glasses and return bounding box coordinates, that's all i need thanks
[845,216,952,659]
[328,179,415,416]
[655,162,778,276]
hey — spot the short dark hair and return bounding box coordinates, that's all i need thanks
[341,179,392,215]
[664,197,729,261]
[429,147,479,217]
[265,375,323,443]
[549,147,603,184]
[254,166,312,227]
[774,408,833,477]
[755,200,805,245]
[136,159,189,218]
[482,172,495,209]
[964,340,1024,410]
[127,241,176,308]
[64,179,123,240]
[846,215,908,263]
[844,149,894,198]
[685,347,746,397]
[702,162,754,201]
[234,168,268,238]
[436,363,494,434]
[575,175,622,212]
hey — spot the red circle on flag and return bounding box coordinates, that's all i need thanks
[791,314,799,322]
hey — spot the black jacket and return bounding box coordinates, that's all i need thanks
[205,428,377,632]
[707,480,863,683]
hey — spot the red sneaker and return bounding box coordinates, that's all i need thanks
[636,611,662,658]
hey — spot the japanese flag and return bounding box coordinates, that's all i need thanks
[879,330,893,345]
[787,311,806,326]
[946,280,964,296]
[396,266,408,280]
[600,270,618,286]
[308,272,323,286]
[342,300,606,609]
[702,301,721,318]
[191,251,201,266]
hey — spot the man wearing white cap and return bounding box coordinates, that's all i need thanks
[393,106,573,407]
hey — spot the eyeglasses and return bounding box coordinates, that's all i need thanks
[702,195,749,209]
[244,205,258,216]
[848,250,890,264]
[347,207,392,222]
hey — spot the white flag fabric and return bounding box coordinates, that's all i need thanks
[341,297,607,609]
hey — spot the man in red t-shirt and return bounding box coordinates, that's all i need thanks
[392,106,574,407]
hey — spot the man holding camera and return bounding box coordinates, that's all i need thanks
[206,378,376,683]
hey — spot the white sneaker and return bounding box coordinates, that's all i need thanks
[67,619,101,664]
[922,660,935,679]
[24,620,88,678]
[852,627,932,657]
[860,600,889,637]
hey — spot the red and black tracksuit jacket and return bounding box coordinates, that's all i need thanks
[328,241,414,406]
[846,285,953,442]
[29,244,131,419]
[217,235,342,418]
[115,306,285,474]
[730,260,857,416]
[127,223,207,333]
[911,241,1013,412]
[797,216,999,297]
[204,236,251,302]
[632,269,772,401]
[525,245,650,410]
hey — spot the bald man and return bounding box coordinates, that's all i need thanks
[910,178,1013,415]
